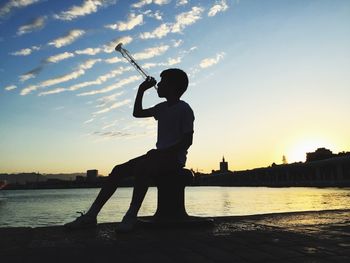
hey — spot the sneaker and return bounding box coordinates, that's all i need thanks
[116,215,137,233]
[64,212,97,229]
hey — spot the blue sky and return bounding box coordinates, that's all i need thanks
[1,0,349,175]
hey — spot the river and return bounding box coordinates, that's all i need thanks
[1,187,350,227]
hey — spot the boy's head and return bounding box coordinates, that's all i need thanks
[157,68,188,99]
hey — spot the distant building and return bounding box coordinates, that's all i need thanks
[75,176,85,182]
[220,156,228,172]
[86,169,98,182]
[306,148,334,162]
[211,156,232,176]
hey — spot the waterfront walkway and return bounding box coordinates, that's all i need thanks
[1,209,350,262]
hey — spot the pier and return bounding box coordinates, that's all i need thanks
[1,209,349,262]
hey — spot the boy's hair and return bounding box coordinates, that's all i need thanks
[160,68,188,98]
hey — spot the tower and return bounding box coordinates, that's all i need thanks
[220,156,228,172]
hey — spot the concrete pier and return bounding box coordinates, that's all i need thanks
[1,209,350,262]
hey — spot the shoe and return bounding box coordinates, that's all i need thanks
[64,212,97,229]
[116,215,137,233]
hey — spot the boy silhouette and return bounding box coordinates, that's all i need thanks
[65,68,194,232]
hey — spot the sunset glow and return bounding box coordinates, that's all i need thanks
[1,0,349,175]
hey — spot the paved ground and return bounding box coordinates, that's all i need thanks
[1,209,350,262]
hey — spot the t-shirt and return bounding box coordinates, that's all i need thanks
[151,100,194,166]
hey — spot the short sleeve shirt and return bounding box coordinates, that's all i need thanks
[151,100,194,166]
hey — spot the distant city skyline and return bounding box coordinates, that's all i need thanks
[1,0,349,175]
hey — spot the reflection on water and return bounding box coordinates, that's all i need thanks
[0,187,350,227]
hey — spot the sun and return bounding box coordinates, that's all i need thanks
[287,137,335,163]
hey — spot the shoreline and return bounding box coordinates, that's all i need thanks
[1,209,349,262]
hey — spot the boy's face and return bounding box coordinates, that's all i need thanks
[156,76,174,98]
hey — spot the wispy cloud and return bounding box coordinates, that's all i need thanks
[93,99,131,115]
[97,91,124,108]
[143,10,162,20]
[133,45,169,60]
[172,6,204,33]
[17,16,46,35]
[10,45,41,56]
[4,85,17,91]
[75,47,102,55]
[54,0,116,21]
[176,0,188,6]
[132,0,170,9]
[21,59,101,95]
[48,29,85,48]
[140,6,204,39]
[78,75,141,96]
[46,52,75,63]
[84,118,95,124]
[172,39,183,47]
[38,88,67,96]
[199,52,225,68]
[105,13,143,31]
[0,0,39,18]
[38,67,131,96]
[67,66,131,91]
[140,23,171,39]
[19,66,43,82]
[103,36,133,53]
[208,0,228,17]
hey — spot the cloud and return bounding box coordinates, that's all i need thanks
[4,85,17,91]
[10,45,41,56]
[78,75,141,96]
[20,59,101,95]
[208,0,228,17]
[75,47,102,55]
[48,29,85,48]
[171,6,204,33]
[0,0,39,18]
[166,56,181,65]
[176,0,188,6]
[133,45,169,60]
[105,13,143,31]
[199,52,225,68]
[97,91,124,108]
[140,23,171,39]
[143,10,162,20]
[104,57,124,64]
[84,118,95,124]
[132,0,170,8]
[36,66,132,96]
[46,52,75,63]
[103,36,133,53]
[140,6,204,39]
[17,16,46,35]
[93,99,131,115]
[19,66,43,82]
[172,39,183,47]
[54,0,116,21]
[93,130,131,139]
[68,66,131,91]
[38,88,67,96]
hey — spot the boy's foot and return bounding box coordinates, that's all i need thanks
[116,215,137,233]
[64,212,97,229]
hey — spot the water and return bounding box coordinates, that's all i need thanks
[0,187,350,228]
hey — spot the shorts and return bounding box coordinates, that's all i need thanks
[109,150,183,181]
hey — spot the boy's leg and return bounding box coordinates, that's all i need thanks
[65,158,142,229]
[86,161,134,218]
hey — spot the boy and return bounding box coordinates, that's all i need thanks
[65,68,194,232]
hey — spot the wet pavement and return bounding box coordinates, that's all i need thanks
[1,209,350,262]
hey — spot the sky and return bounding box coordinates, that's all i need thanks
[0,0,349,175]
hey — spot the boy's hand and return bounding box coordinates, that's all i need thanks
[139,76,156,92]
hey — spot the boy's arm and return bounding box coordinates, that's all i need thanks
[133,77,157,118]
[148,131,193,156]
